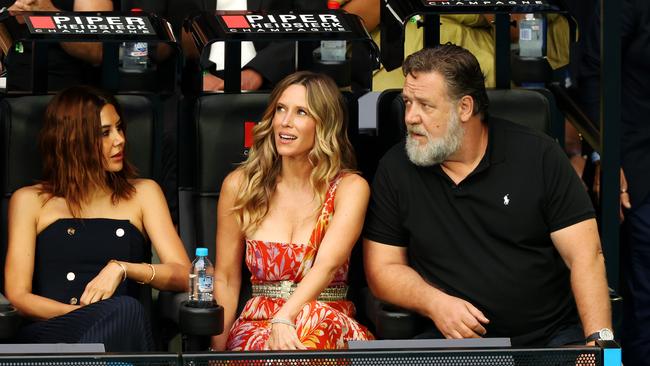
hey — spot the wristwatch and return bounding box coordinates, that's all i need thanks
[585,328,614,342]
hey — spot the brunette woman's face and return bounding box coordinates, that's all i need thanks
[100,104,125,172]
[272,84,317,160]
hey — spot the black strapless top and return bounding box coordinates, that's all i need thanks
[32,218,149,305]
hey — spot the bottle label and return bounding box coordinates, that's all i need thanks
[520,28,532,41]
[130,42,148,57]
[199,275,213,292]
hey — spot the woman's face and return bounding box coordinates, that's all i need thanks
[272,84,317,160]
[100,104,125,172]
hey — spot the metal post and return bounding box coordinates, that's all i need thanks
[423,14,440,48]
[494,13,510,89]
[224,41,241,93]
[600,0,621,291]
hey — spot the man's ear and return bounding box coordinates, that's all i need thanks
[458,95,475,122]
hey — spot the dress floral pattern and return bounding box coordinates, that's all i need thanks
[226,175,374,350]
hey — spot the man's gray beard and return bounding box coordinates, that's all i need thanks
[405,109,464,167]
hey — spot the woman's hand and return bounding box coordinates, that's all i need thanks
[79,260,124,305]
[265,322,307,350]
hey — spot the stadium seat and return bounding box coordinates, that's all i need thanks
[0,94,158,341]
[169,93,270,326]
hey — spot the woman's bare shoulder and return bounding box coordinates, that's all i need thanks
[338,173,369,192]
[222,169,246,192]
[9,184,51,219]
[11,184,47,204]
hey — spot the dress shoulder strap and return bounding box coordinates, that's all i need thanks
[307,173,346,250]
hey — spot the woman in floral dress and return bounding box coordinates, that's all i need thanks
[212,71,374,351]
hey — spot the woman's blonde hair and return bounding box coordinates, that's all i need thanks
[233,71,356,235]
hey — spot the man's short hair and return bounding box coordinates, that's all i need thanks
[402,44,489,117]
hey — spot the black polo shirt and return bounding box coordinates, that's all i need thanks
[364,117,595,346]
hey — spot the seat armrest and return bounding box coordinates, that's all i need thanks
[0,292,22,339]
[363,287,427,339]
[158,291,189,324]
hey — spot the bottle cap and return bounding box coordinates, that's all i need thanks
[525,13,534,20]
[327,1,340,10]
[195,247,208,256]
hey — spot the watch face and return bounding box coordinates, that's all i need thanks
[599,328,615,340]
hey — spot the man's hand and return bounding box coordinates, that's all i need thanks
[203,69,264,92]
[429,292,490,339]
[593,166,631,221]
[79,260,124,305]
[203,73,224,92]
[240,69,263,90]
[265,322,307,350]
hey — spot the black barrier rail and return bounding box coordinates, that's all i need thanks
[0,353,179,366]
[184,10,379,92]
[0,10,180,94]
[0,346,621,366]
[185,347,607,366]
[380,0,576,89]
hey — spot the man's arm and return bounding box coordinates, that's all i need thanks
[364,239,489,338]
[551,218,612,342]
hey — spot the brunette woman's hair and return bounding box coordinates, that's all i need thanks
[39,85,136,216]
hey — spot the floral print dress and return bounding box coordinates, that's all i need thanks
[226,175,374,350]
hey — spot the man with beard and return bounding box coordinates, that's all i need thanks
[363,45,612,347]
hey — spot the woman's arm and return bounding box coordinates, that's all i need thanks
[211,170,246,351]
[343,0,380,32]
[268,174,370,350]
[4,187,80,320]
[78,179,191,305]
[135,179,191,291]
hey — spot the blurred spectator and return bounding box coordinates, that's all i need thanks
[179,0,374,92]
[0,0,114,91]
[580,1,650,364]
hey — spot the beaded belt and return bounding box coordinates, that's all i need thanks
[252,280,348,302]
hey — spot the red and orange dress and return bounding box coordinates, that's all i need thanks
[226,175,374,350]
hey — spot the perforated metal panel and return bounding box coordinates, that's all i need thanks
[0,354,178,366]
[185,348,602,366]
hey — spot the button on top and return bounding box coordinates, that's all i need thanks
[66,272,75,281]
[67,227,76,235]
[115,228,125,237]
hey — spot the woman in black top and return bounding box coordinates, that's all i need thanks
[4,86,191,351]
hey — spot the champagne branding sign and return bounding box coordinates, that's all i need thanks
[26,15,155,35]
[421,0,547,5]
[218,13,350,33]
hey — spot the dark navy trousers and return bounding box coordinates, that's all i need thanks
[16,296,152,352]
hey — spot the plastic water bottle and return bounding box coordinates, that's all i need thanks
[189,247,214,304]
[120,41,148,72]
[519,14,543,58]
[320,1,346,62]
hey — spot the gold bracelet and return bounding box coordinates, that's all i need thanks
[137,263,156,285]
[270,317,296,328]
[110,260,127,282]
